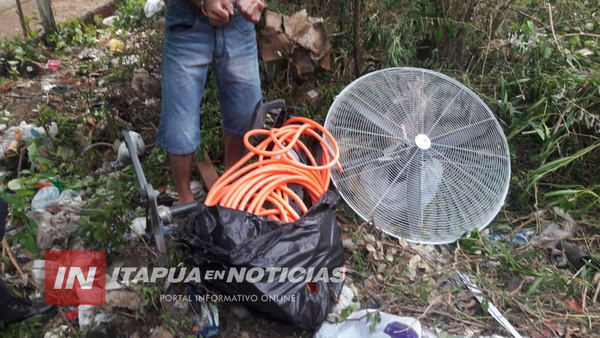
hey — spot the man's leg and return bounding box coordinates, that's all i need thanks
[215,12,262,169]
[157,0,215,202]
[223,133,245,170]
[170,154,194,204]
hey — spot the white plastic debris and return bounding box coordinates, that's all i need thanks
[327,284,360,321]
[316,310,422,338]
[103,15,119,27]
[41,76,57,92]
[32,186,60,210]
[78,305,117,328]
[27,202,81,250]
[32,259,46,287]
[106,290,142,310]
[131,217,147,236]
[457,273,523,338]
[78,48,101,61]
[0,121,58,159]
[144,0,165,18]
[31,187,82,210]
[44,325,69,338]
[125,217,147,242]
[530,223,574,248]
[118,131,145,163]
[166,181,203,200]
[190,181,203,196]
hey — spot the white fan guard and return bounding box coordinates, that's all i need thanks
[325,68,511,244]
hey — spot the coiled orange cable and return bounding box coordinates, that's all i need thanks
[205,117,342,222]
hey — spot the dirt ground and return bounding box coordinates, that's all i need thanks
[0,0,113,38]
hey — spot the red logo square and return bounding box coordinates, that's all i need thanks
[45,250,106,305]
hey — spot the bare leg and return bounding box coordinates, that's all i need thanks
[169,154,194,204]
[223,132,245,170]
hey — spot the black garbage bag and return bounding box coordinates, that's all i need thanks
[177,191,345,330]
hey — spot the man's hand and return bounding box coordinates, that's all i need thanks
[237,0,266,24]
[203,0,234,26]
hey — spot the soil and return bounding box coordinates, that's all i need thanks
[0,0,113,38]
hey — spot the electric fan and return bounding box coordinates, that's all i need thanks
[325,68,510,244]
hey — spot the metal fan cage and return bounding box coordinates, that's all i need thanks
[325,68,511,244]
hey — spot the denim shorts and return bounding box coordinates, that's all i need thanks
[157,0,262,155]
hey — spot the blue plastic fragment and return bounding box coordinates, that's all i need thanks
[383,321,420,338]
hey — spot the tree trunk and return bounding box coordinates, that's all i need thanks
[15,0,28,38]
[36,0,56,36]
[353,0,361,79]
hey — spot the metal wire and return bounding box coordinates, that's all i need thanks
[325,68,511,244]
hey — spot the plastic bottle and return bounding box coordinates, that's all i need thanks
[31,186,60,210]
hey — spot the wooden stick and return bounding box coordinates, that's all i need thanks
[593,279,600,305]
[2,238,25,276]
[58,307,77,335]
[196,151,219,191]
[15,0,29,38]
[558,32,600,39]
[2,238,44,291]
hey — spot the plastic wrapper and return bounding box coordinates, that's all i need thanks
[315,310,422,338]
[144,0,165,18]
[178,191,344,330]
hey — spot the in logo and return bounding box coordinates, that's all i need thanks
[45,250,106,305]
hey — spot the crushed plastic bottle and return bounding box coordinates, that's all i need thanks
[31,187,82,210]
[31,186,61,210]
[187,284,219,338]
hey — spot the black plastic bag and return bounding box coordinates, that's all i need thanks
[178,191,345,330]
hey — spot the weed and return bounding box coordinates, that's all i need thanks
[0,314,49,338]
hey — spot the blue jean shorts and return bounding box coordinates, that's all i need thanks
[157,0,262,155]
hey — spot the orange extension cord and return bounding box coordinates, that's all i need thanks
[205,117,342,222]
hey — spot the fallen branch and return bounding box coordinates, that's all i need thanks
[82,142,117,155]
[557,32,600,39]
[2,238,43,291]
[58,307,77,335]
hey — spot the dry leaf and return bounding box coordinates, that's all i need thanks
[366,244,376,253]
[408,254,421,269]
[385,251,394,262]
[399,238,408,247]
[0,80,14,93]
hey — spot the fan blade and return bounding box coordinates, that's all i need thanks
[431,120,490,147]
[346,95,407,139]
[406,156,422,237]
